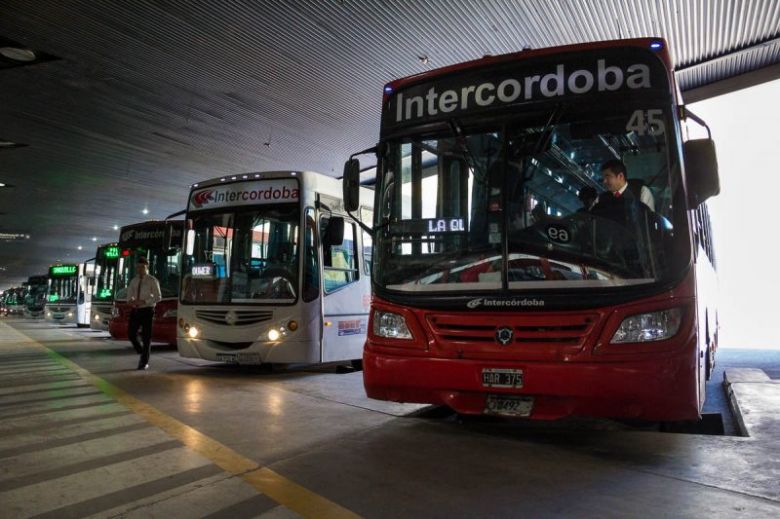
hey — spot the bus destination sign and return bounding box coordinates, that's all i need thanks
[50,265,77,276]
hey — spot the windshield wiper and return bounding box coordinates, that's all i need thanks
[448,118,491,188]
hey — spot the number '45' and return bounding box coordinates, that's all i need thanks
[626,109,665,136]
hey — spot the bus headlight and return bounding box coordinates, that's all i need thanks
[67,312,73,317]
[188,326,199,338]
[611,308,683,344]
[268,328,281,341]
[373,310,413,340]
[94,314,100,321]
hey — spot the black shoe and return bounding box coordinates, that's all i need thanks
[137,362,149,370]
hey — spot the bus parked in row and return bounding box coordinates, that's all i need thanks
[2,286,26,316]
[44,264,80,324]
[90,243,120,331]
[24,275,48,318]
[177,170,373,366]
[109,220,183,346]
[343,38,720,421]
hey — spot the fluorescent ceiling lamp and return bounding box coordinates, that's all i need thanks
[0,47,36,61]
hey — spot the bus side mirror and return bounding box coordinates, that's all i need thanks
[185,229,196,256]
[323,216,345,248]
[684,139,720,208]
[343,159,361,213]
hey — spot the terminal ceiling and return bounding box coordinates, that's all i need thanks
[1,0,779,285]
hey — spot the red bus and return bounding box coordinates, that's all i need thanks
[343,38,720,421]
[109,220,183,346]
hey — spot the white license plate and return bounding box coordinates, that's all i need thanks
[484,395,534,417]
[216,353,261,364]
[482,368,523,388]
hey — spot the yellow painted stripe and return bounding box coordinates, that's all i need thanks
[4,323,361,519]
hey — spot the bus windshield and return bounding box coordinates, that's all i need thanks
[376,101,687,293]
[182,204,300,304]
[25,278,47,309]
[93,250,118,302]
[48,275,78,304]
[115,248,181,300]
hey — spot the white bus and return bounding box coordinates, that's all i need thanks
[76,261,95,327]
[90,243,120,331]
[177,170,373,366]
[44,264,79,324]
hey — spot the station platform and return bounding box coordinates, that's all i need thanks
[0,318,778,518]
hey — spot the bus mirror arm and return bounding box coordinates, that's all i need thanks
[347,208,374,237]
[681,106,711,139]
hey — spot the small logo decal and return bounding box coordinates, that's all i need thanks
[495,326,514,346]
[225,310,238,326]
[466,298,483,309]
[192,190,215,208]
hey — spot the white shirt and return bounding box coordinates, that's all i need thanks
[617,183,655,212]
[127,274,162,309]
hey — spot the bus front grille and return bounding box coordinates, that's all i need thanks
[426,312,599,358]
[195,310,273,326]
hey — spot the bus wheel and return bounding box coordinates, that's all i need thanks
[350,359,363,371]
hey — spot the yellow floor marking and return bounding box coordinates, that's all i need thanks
[1,322,361,519]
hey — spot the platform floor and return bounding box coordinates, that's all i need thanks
[0,318,778,518]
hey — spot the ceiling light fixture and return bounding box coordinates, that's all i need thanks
[112,225,119,230]
[91,237,97,242]
[77,245,83,251]
[142,208,149,215]
[0,47,36,62]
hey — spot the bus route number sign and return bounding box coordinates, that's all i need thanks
[546,224,570,243]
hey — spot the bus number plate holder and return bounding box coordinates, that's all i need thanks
[484,395,534,417]
[481,368,523,388]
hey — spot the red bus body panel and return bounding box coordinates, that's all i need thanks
[108,299,178,345]
[363,271,703,421]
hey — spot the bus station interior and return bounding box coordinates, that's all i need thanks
[1,2,780,518]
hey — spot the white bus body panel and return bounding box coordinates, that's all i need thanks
[322,277,371,362]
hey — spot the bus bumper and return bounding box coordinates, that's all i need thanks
[363,345,700,421]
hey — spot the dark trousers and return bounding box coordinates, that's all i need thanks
[128,307,154,365]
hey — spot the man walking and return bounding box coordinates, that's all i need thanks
[127,256,162,370]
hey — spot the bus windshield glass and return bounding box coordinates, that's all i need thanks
[25,277,47,308]
[376,101,687,293]
[48,275,78,303]
[115,248,181,300]
[182,204,300,304]
[93,251,118,302]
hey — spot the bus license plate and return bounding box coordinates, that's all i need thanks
[216,353,261,365]
[484,395,534,417]
[482,368,523,388]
